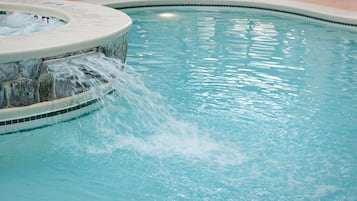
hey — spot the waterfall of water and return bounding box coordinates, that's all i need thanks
[53,52,245,166]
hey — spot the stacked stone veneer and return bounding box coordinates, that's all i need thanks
[0,32,129,109]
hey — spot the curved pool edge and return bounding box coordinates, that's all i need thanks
[0,0,131,134]
[0,0,132,63]
[0,83,114,135]
[97,0,357,26]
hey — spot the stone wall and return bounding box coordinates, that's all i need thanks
[0,32,129,109]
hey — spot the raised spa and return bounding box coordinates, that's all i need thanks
[0,0,131,133]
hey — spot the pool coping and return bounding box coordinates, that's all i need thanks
[0,0,131,134]
[80,0,357,26]
[0,0,132,63]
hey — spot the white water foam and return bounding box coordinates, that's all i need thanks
[55,53,246,166]
[312,185,340,199]
[0,12,64,36]
[87,119,245,166]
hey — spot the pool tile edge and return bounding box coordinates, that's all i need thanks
[97,0,357,26]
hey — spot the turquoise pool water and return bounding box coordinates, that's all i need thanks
[1,7,356,200]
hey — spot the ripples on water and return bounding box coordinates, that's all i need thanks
[0,7,356,201]
[0,12,65,36]
[125,7,357,200]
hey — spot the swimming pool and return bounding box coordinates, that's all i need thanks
[0,6,356,200]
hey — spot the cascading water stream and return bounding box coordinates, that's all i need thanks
[49,52,245,166]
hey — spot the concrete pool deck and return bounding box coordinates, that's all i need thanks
[297,0,357,11]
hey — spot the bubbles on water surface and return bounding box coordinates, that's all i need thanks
[87,118,246,166]
[53,54,246,166]
[0,12,65,36]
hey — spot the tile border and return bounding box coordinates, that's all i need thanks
[122,4,357,27]
[0,84,114,135]
[99,0,357,26]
